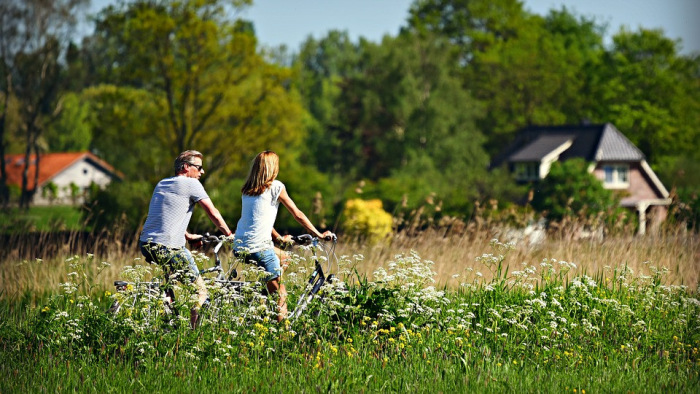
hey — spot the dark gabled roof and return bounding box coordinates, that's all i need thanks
[510,134,573,162]
[595,125,646,161]
[490,123,645,168]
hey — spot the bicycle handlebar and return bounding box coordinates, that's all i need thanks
[202,233,224,244]
[198,232,337,247]
[291,233,337,246]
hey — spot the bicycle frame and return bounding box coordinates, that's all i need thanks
[110,233,340,326]
[288,234,339,321]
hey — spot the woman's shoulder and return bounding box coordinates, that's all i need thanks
[270,180,285,200]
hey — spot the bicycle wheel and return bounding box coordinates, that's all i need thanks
[218,242,242,280]
[109,282,174,328]
[200,280,245,326]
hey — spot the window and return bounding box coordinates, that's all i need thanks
[514,162,539,181]
[603,164,629,188]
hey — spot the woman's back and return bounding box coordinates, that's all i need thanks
[234,180,285,253]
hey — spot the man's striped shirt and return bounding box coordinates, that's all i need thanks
[140,176,209,248]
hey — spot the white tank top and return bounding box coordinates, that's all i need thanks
[234,180,284,253]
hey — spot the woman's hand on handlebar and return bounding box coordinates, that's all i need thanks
[320,231,336,242]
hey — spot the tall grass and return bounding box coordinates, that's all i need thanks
[339,228,699,290]
[1,237,698,392]
[2,224,698,303]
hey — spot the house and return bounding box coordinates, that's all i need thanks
[4,151,123,206]
[490,123,671,235]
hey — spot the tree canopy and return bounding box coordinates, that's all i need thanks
[1,0,698,231]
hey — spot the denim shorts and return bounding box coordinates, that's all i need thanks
[236,248,281,281]
[139,241,199,282]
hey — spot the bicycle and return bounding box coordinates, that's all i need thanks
[194,232,345,325]
[108,239,230,328]
[108,276,180,329]
[108,233,266,326]
[286,233,342,321]
[199,232,342,325]
[109,233,342,328]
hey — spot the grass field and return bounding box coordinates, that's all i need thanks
[1,230,699,392]
[0,205,83,232]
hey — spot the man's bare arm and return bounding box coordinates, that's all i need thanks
[197,198,233,236]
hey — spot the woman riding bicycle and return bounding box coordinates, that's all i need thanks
[233,150,334,322]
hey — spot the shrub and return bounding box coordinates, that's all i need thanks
[531,159,620,224]
[81,180,152,233]
[341,199,393,243]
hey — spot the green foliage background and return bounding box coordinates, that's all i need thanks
[1,0,699,231]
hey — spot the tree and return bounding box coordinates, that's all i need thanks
[0,0,88,208]
[292,30,366,180]
[13,39,63,208]
[405,0,527,62]
[592,28,700,164]
[84,0,305,186]
[45,92,92,152]
[0,0,87,207]
[295,30,490,215]
[407,1,610,156]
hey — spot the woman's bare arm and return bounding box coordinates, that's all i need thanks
[278,188,332,239]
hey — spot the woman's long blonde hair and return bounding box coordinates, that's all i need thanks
[242,151,279,196]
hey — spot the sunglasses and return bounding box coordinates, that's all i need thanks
[188,163,203,171]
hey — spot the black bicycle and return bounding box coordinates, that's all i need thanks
[287,234,341,321]
[200,232,342,324]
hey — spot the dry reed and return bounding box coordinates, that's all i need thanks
[339,225,700,291]
[2,225,697,301]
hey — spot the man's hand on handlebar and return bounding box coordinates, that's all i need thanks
[280,234,293,244]
[187,233,204,249]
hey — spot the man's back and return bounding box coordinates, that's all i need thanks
[140,176,209,248]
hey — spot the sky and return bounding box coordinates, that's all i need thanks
[88,0,700,54]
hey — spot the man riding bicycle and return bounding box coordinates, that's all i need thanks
[139,150,233,329]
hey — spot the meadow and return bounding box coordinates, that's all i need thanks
[1,224,699,392]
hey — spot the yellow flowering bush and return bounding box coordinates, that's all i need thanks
[342,199,393,243]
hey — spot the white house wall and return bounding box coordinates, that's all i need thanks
[35,159,114,205]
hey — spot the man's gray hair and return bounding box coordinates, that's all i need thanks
[174,150,203,174]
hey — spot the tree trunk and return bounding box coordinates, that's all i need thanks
[19,121,37,210]
[19,139,32,209]
[0,74,10,207]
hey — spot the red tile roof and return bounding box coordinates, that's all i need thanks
[4,151,121,190]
